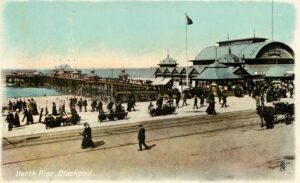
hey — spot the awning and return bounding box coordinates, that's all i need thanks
[151,77,172,85]
[151,77,164,85]
[160,78,172,85]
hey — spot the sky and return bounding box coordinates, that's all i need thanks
[0,0,297,69]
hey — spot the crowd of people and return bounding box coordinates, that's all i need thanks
[4,80,294,132]
[5,98,40,131]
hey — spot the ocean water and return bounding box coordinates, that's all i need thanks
[3,87,62,99]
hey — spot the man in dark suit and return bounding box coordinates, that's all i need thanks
[83,99,87,112]
[138,124,149,151]
[5,111,14,131]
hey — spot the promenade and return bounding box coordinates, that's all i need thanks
[2,109,294,180]
[2,95,294,137]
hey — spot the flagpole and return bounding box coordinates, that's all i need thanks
[271,0,273,40]
[185,13,189,88]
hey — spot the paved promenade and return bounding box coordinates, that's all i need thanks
[2,110,294,180]
[2,95,294,137]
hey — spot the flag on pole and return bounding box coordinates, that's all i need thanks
[186,14,193,25]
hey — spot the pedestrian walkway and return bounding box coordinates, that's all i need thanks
[2,95,294,137]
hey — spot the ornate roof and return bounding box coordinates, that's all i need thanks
[193,40,294,61]
[159,54,178,66]
[219,48,240,63]
[193,61,240,80]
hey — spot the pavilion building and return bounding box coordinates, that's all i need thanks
[153,37,294,90]
[191,37,294,82]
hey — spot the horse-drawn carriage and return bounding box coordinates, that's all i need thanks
[148,103,176,117]
[256,102,294,129]
[98,107,128,122]
[44,113,81,129]
[273,102,294,124]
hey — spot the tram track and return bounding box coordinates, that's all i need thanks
[3,109,258,150]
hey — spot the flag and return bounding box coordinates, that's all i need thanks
[186,14,193,25]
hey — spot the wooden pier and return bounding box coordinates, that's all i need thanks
[5,74,156,101]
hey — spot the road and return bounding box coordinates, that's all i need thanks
[2,110,294,181]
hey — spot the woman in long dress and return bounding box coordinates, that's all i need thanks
[14,112,20,127]
[27,110,34,124]
[81,123,95,149]
[52,102,58,116]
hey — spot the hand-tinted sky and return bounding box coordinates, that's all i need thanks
[1,0,296,69]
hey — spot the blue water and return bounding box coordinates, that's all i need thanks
[3,87,62,99]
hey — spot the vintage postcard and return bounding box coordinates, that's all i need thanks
[0,0,299,182]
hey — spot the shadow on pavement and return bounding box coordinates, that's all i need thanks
[94,140,105,147]
[145,144,156,150]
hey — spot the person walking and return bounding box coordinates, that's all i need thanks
[289,84,294,98]
[175,92,180,108]
[138,124,149,151]
[97,100,103,111]
[52,102,58,116]
[22,107,28,123]
[182,91,187,107]
[221,94,228,108]
[38,108,44,122]
[200,94,205,107]
[80,122,95,149]
[193,95,198,109]
[83,98,87,112]
[5,111,14,131]
[14,111,21,127]
[217,87,222,104]
[78,98,83,112]
[27,110,34,124]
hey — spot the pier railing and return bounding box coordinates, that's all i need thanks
[5,74,155,101]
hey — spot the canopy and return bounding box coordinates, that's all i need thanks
[160,78,172,85]
[193,61,240,80]
[151,77,164,85]
[151,77,172,85]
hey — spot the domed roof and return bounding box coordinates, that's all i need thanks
[159,54,178,66]
[220,48,240,63]
[221,53,240,63]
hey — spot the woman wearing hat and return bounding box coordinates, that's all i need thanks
[80,122,95,149]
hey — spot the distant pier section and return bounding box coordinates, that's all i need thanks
[5,65,156,101]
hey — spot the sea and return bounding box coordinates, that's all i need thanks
[1,68,156,99]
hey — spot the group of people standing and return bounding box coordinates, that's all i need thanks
[5,98,39,131]
[5,111,21,131]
